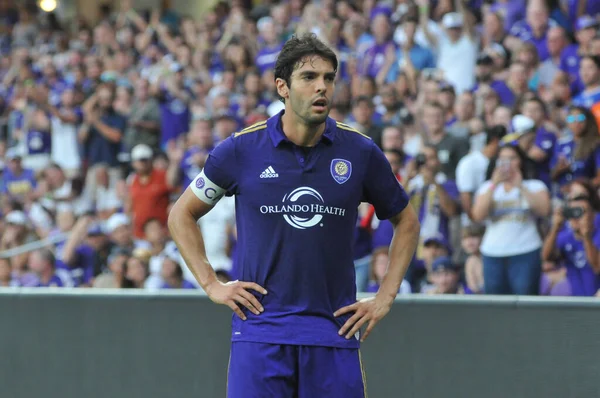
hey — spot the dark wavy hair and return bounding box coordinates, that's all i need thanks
[485,144,533,181]
[567,178,600,212]
[568,105,600,161]
[274,33,338,103]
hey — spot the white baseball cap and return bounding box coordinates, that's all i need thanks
[131,144,153,162]
[105,213,130,234]
[442,12,463,29]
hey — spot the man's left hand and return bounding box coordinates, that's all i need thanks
[334,296,392,342]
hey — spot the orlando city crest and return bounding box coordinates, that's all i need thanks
[330,159,352,184]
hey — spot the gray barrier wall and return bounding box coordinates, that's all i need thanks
[1,289,599,398]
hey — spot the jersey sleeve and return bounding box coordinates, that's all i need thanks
[362,142,409,220]
[190,136,239,205]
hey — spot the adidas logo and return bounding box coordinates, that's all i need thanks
[260,166,279,178]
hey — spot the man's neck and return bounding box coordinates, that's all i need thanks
[281,110,326,147]
[427,129,445,144]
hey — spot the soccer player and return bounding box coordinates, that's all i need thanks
[168,33,420,398]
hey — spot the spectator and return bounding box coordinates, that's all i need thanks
[425,256,465,294]
[29,248,73,288]
[0,258,17,287]
[123,78,161,153]
[422,101,469,180]
[550,106,600,196]
[125,248,151,289]
[542,179,600,296]
[456,125,506,223]
[159,243,196,290]
[572,55,600,108]
[93,246,131,289]
[419,0,477,93]
[462,224,485,294]
[1,147,36,202]
[347,96,383,148]
[126,144,178,239]
[473,144,551,295]
[408,144,459,244]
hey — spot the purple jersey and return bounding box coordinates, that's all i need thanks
[158,87,192,147]
[560,45,580,82]
[509,20,555,61]
[54,242,95,286]
[555,220,600,296]
[550,135,597,188]
[255,44,282,75]
[200,112,409,348]
[26,129,52,156]
[358,41,396,78]
[533,127,557,188]
[490,80,517,107]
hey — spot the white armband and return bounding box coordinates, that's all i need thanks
[190,170,227,206]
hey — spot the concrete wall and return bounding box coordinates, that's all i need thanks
[2,290,600,398]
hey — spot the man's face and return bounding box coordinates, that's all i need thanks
[431,269,459,293]
[424,105,444,134]
[28,252,45,274]
[280,55,336,126]
[352,101,373,125]
[523,101,544,126]
[111,225,132,246]
[576,27,597,46]
[384,151,402,175]
[422,146,440,172]
[509,63,527,87]
[580,58,600,87]
[382,127,403,151]
[455,93,474,121]
[97,88,113,110]
[547,28,566,57]
[133,159,152,174]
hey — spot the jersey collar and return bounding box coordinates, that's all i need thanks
[268,110,336,147]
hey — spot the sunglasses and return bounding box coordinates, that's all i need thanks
[566,114,586,123]
[567,195,590,202]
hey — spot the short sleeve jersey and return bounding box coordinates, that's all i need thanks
[191,110,409,348]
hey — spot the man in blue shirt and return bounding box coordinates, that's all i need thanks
[168,33,420,398]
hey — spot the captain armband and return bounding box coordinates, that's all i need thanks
[190,170,227,206]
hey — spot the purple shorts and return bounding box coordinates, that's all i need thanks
[226,342,367,398]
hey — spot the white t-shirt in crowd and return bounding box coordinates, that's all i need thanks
[476,180,547,257]
[51,115,81,171]
[436,33,478,93]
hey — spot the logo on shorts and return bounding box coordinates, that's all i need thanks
[196,177,205,189]
[330,159,352,184]
[259,187,346,229]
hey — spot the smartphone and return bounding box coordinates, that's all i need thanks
[497,158,511,172]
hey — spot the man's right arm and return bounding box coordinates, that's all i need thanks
[168,135,266,320]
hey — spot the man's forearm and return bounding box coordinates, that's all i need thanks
[168,205,218,289]
[378,206,420,304]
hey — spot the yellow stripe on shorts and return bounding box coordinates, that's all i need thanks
[359,350,368,398]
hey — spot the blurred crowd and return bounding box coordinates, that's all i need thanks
[1,0,600,297]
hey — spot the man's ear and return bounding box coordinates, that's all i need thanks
[275,78,289,101]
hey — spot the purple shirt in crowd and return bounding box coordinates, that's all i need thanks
[509,20,555,61]
[358,42,396,78]
[555,216,600,296]
[158,86,192,147]
[54,241,96,287]
[534,126,557,188]
[255,44,282,75]
[550,135,598,189]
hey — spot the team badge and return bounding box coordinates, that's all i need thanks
[195,177,205,189]
[330,159,352,184]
